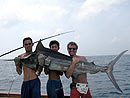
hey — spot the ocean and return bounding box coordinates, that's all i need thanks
[0,54,130,98]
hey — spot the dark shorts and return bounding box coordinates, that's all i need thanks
[21,78,41,98]
[47,80,64,98]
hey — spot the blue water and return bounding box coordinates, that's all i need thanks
[0,55,130,98]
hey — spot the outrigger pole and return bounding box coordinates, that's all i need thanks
[0,30,74,57]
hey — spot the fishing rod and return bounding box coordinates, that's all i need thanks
[0,30,74,57]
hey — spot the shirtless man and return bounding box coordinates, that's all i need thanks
[65,41,92,98]
[44,40,64,98]
[14,37,43,98]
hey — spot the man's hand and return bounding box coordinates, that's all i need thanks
[72,57,79,65]
[16,66,22,75]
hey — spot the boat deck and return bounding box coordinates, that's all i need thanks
[0,91,70,98]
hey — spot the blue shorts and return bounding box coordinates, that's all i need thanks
[21,78,41,98]
[47,80,64,98]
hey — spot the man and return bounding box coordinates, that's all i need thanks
[44,40,64,98]
[14,37,44,98]
[65,41,92,98]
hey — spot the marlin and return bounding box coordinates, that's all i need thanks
[8,41,127,93]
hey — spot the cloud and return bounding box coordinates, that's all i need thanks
[0,0,68,23]
[21,27,66,40]
[19,4,67,22]
[111,36,120,43]
[22,30,46,39]
[77,0,126,21]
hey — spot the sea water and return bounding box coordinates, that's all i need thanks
[0,55,130,98]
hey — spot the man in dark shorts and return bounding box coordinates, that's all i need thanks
[44,40,64,98]
[14,37,44,98]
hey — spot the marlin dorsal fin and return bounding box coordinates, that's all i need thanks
[35,40,45,51]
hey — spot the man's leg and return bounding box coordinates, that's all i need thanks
[47,80,57,98]
[81,88,92,98]
[21,81,30,98]
[31,78,41,98]
[70,87,80,98]
[56,81,64,98]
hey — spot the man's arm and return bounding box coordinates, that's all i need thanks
[16,65,22,75]
[14,56,22,75]
[65,57,79,79]
[44,66,49,75]
[36,66,43,76]
[36,54,45,76]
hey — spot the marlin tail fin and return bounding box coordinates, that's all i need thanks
[106,50,128,93]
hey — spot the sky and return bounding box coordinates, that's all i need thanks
[0,0,130,59]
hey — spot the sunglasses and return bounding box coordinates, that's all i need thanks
[24,43,32,46]
[68,48,77,51]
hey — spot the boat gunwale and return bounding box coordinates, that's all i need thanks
[0,91,70,98]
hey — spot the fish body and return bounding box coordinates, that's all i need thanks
[11,41,127,93]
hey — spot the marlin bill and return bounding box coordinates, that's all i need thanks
[7,41,127,93]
